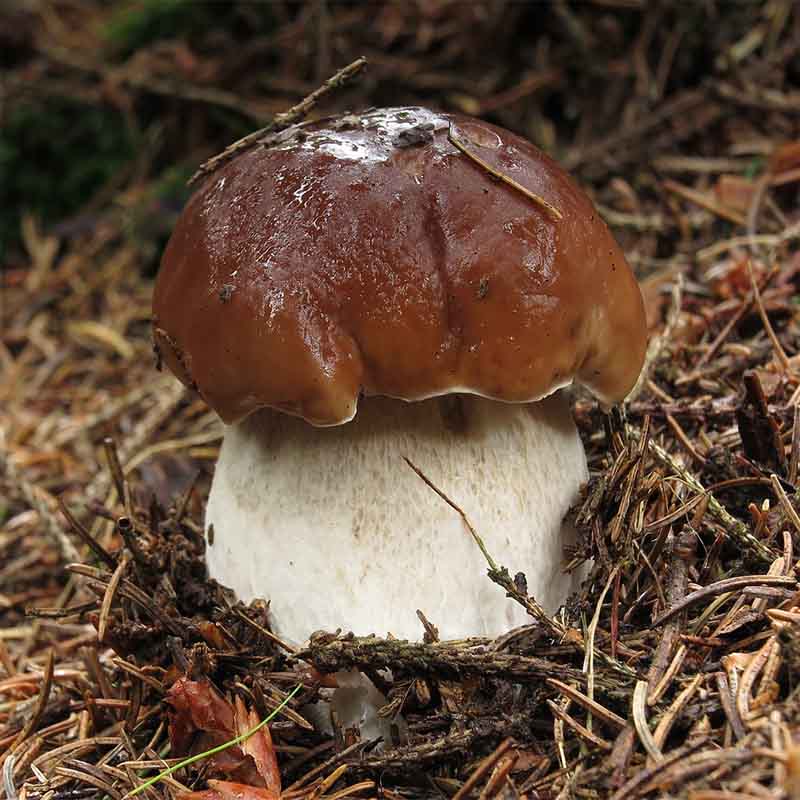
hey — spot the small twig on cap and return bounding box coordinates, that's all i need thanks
[447,124,563,221]
[190,57,368,185]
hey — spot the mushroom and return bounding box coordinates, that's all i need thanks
[153,107,647,646]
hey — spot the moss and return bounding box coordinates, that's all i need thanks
[104,0,277,58]
[0,97,135,258]
[104,0,196,56]
[125,163,195,275]
[743,155,766,180]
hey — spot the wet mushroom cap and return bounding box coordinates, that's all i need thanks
[153,107,647,426]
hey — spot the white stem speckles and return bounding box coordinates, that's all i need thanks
[205,393,588,644]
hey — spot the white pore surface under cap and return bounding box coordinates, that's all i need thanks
[204,393,588,645]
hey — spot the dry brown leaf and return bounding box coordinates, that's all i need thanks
[770,141,800,175]
[167,678,236,754]
[714,174,756,214]
[167,678,280,789]
[180,779,280,800]
[234,695,281,795]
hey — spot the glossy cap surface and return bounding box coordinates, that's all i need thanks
[153,107,647,425]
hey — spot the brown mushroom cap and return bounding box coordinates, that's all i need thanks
[153,107,647,426]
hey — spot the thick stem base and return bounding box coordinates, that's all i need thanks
[205,394,587,643]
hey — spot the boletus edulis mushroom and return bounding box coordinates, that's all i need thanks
[153,106,647,647]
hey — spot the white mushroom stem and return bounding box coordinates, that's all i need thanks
[205,392,588,644]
